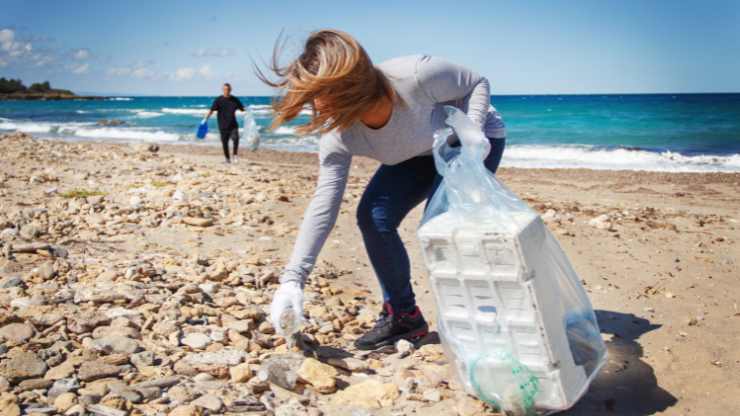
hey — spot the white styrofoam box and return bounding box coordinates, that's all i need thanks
[419,211,589,411]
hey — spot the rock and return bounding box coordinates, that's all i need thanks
[327,357,368,372]
[0,393,20,416]
[0,323,34,345]
[77,361,122,382]
[423,388,442,402]
[332,379,399,409]
[413,344,447,363]
[257,354,303,391]
[96,119,126,127]
[19,223,42,240]
[0,276,23,288]
[0,349,47,381]
[191,394,222,412]
[183,217,213,227]
[45,360,76,380]
[229,363,254,383]
[453,391,488,416]
[88,335,140,354]
[17,377,53,391]
[168,404,201,416]
[297,358,338,394]
[38,261,56,279]
[181,349,246,366]
[87,403,127,416]
[275,399,307,416]
[54,392,77,412]
[130,351,155,369]
[48,378,79,398]
[588,214,612,230]
[181,333,211,349]
[395,339,414,357]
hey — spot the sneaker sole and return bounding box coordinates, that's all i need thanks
[354,324,429,351]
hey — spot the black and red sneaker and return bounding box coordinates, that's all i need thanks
[354,303,429,351]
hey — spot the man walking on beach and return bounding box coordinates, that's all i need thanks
[203,83,245,163]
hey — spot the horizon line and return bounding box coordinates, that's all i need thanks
[88,91,740,97]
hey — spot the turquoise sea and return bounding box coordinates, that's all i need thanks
[1,94,739,171]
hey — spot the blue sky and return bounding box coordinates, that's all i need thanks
[2,0,739,95]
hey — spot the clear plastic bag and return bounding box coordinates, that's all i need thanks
[418,106,606,415]
[243,108,261,151]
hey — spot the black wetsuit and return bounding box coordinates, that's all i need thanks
[210,95,245,160]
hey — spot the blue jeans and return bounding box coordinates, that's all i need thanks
[356,138,506,314]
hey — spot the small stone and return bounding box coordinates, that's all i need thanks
[0,349,47,381]
[88,335,140,354]
[130,351,155,369]
[327,357,368,372]
[395,339,414,357]
[588,214,611,230]
[191,394,222,412]
[17,377,53,391]
[77,361,122,382]
[0,323,34,345]
[45,360,76,380]
[229,363,254,383]
[0,276,23,289]
[297,358,338,394]
[181,333,212,349]
[257,321,275,335]
[0,393,20,416]
[48,378,79,398]
[422,388,442,402]
[332,379,399,409]
[54,392,77,412]
[168,404,201,416]
[183,217,213,227]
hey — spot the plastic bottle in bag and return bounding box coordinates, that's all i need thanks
[417,106,606,415]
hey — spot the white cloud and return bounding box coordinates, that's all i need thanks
[173,67,196,81]
[192,48,235,58]
[70,62,89,74]
[72,48,90,60]
[0,29,33,59]
[198,65,213,78]
[171,65,214,81]
[1,28,87,72]
[108,62,160,80]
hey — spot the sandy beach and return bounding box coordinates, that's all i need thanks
[0,132,738,415]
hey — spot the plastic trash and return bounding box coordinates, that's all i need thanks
[417,106,606,415]
[196,120,208,140]
[243,108,261,151]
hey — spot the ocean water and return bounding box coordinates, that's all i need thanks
[1,94,739,172]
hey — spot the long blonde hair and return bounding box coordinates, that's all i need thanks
[255,29,394,135]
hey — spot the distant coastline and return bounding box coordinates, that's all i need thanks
[0,92,107,101]
[0,78,108,101]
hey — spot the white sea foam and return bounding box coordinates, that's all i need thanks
[161,108,207,116]
[272,126,296,135]
[73,127,181,142]
[2,116,737,172]
[501,144,740,172]
[107,97,133,101]
[135,111,164,118]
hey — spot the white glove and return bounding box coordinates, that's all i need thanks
[270,281,304,336]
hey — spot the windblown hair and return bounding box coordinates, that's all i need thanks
[255,29,395,135]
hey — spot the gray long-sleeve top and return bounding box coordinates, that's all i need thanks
[281,55,506,285]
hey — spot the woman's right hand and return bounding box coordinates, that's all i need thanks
[269,280,304,336]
